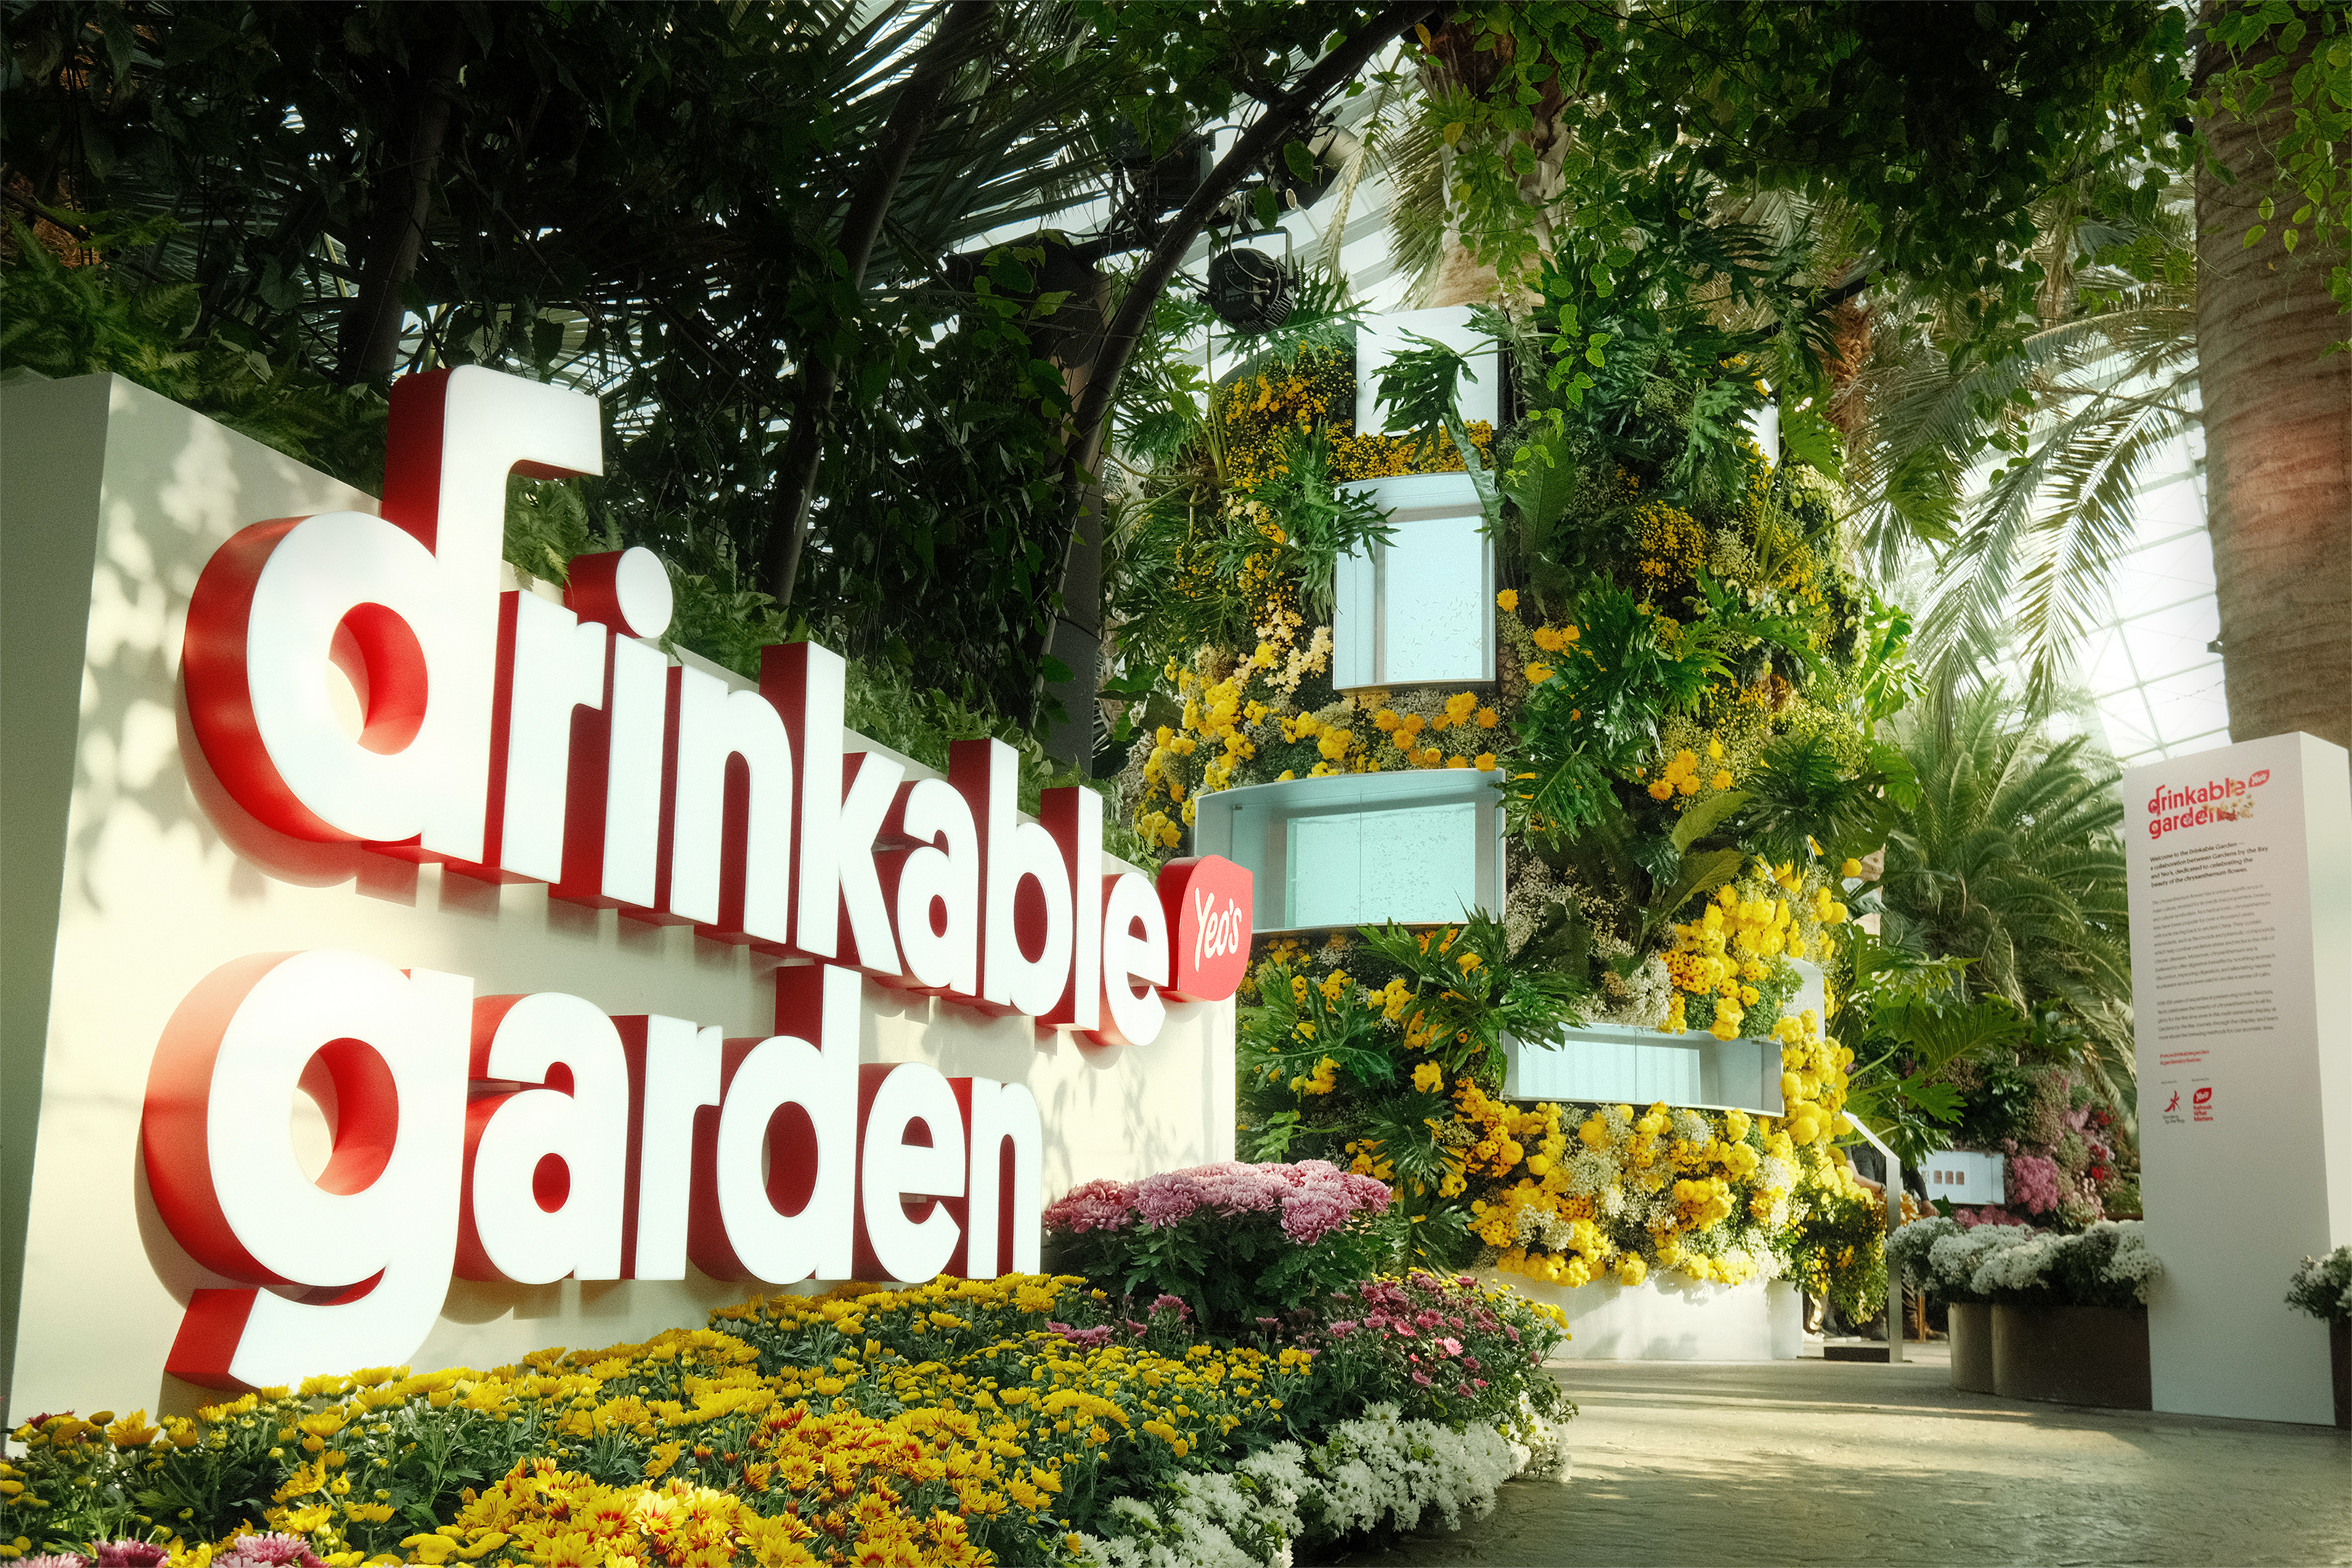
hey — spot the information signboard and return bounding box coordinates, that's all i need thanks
[2123,732,2352,1425]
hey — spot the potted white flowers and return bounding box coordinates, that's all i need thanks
[1968,1220,2161,1408]
[1894,1218,2161,1405]
[1887,1217,2020,1395]
[2284,1246,2352,1430]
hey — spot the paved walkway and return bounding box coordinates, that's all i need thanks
[1324,1354,2352,1567]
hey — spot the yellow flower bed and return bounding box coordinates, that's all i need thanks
[1130,637,1502,846]
[1454,1084,1860,1290]
[1327,422,1495,482]
[1240,922,1864,1295]
[1213,346,1355,494]
[0,1278,1319,1568]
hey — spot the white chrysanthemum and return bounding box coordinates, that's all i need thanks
[1970,1229,2068,1296]
[1672,1108,1714,1146]
[1500,1393,1571,1481]
[1088,1409,1549,1567]
[2287,1246,2352,1319]
[1926,1223,2035,1294]
[1886,1216,1964,1289]
[2100,1224,2162,1302]
[1757,1154,1795,1193]
[1562,1148,1619,1197]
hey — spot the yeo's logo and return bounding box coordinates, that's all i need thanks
[1158,857,1255,1003]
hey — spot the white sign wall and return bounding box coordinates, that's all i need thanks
[2123,732,2352,1426]
[0,374,1240,1423]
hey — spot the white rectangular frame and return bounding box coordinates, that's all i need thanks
[1331,471,1494,693]
[1191,767,1505,935]
[1504,1026,1786,1118]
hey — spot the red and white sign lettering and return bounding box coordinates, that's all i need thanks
[156,366,1251,1388]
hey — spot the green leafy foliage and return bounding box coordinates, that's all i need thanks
[0,1,1146,722]
[1234,912,1589,1275]
[1425,3,2194,354]
[500,476,611,588]
[1355,912,1588,1079]
[1510,573,1810,839]
[1247,430,1398,617]
[2199,0,2352,331]
[1789,1178,1891,1325]
[1,213,387,487]
[1734,731,1905,869]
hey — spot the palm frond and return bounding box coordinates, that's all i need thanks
[1380,111,1444,306]
[1878,687,2131,1053]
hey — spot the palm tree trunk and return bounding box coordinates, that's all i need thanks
[1420,20,1571,309]
[2197,17,2352,748]
[336,23,468,385]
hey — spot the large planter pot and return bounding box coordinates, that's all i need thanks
[1990,1303,2152,1409]
[2333,1318,2350,1431]
[1947,1301,1995,1395]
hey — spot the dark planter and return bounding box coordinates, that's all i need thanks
[1990,1303,2152,1409]
[2333,1318,2350,1431]
[1947,1301,1995,1395]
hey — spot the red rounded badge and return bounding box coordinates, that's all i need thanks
[1155,856,1253,1003]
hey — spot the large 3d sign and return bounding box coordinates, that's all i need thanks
[153,367,1250,1389]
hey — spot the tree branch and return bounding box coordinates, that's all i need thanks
[1065,1,1441,482]
[765,0,994,608]
[336,20,468,385]
[1025,1,1441,739]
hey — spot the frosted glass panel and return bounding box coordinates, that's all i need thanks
[1514,1037,1701,1105]
[1382,515,1488,685]
[1330,473,1493,692]
[1286,801,1477,927]
[1189,767,1502,936]
[1502,1026,1783,1115]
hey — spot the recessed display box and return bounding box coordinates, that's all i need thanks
[1505,1026,1786,1118]
[1331,471,1495,693]
[1921,1149,2008,1206]
[1189,767,1505,934]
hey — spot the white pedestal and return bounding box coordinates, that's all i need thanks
[1484,1270,1802,1360]
[2123,732,2352,1426]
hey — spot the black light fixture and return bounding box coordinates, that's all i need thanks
[1206,229,1294,334]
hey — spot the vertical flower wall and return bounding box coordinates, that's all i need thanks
[1106,225,1923,1310]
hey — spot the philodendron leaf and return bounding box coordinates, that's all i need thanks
[1647,846,1746,923]
[1503,435,1579,535]
[1669,788,1749,854]
[1900,1074,1965,1124]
